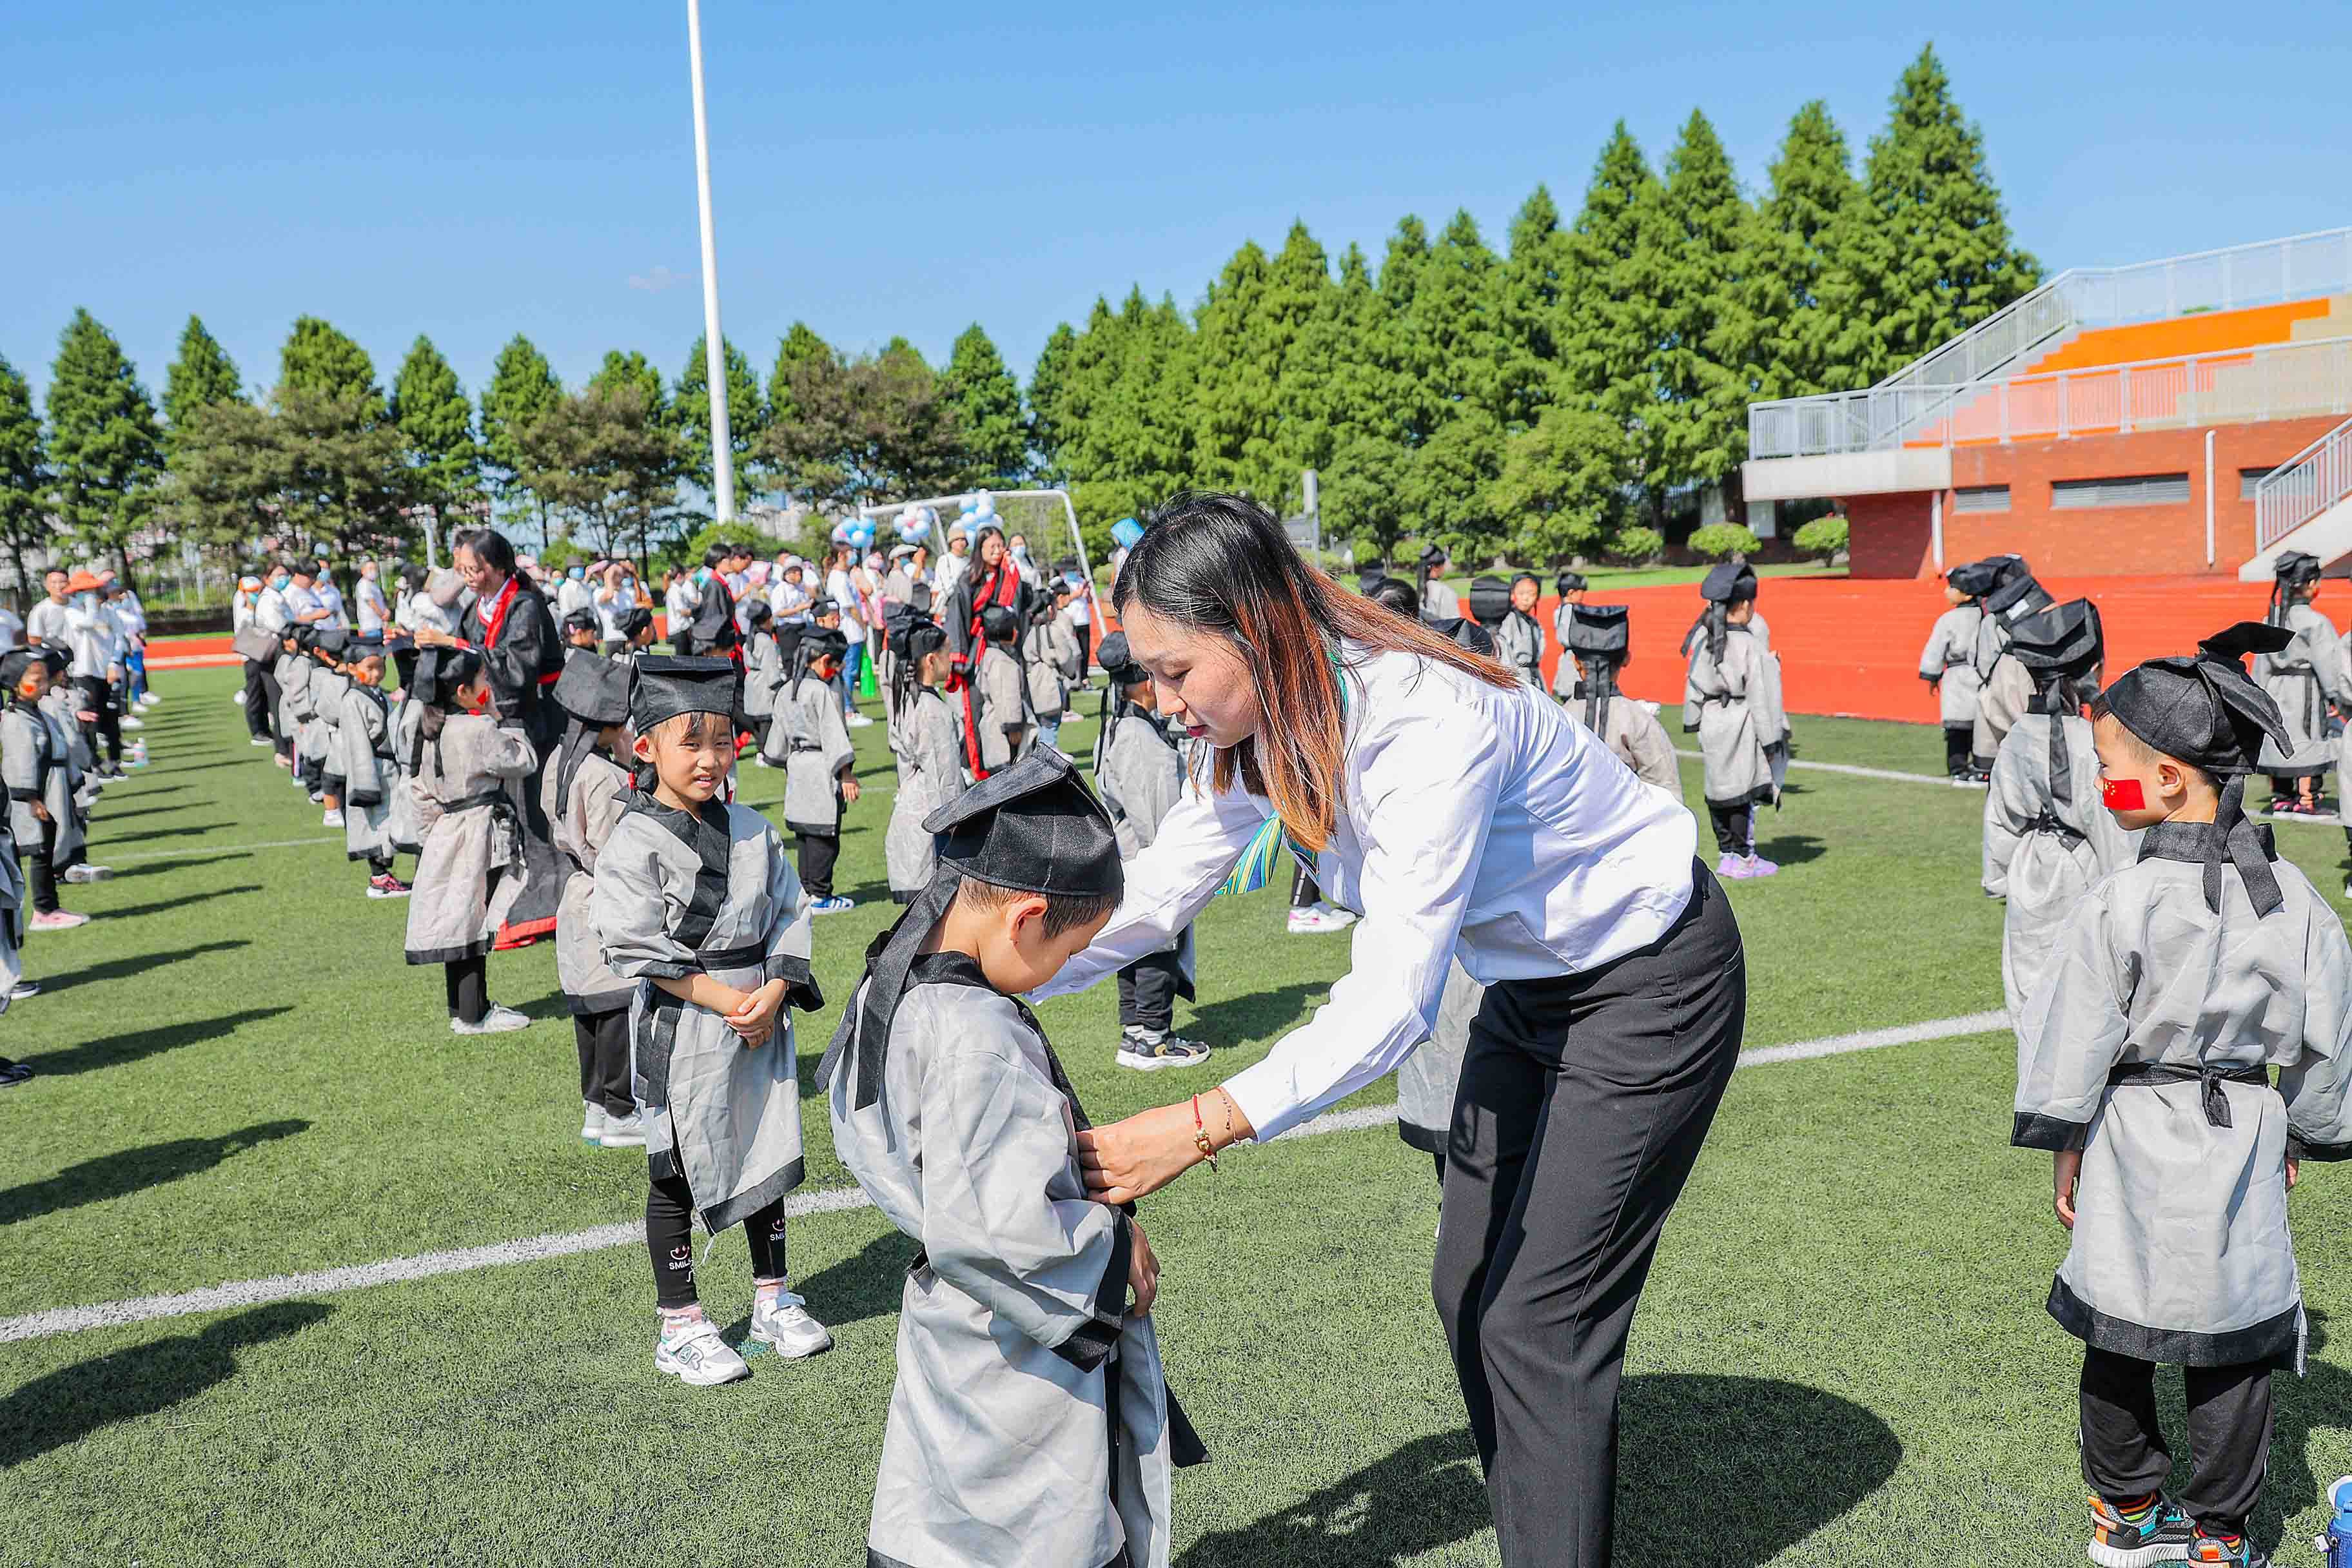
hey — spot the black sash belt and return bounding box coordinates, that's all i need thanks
[689,941,767,974]
[2108,1061,2269,1128]
[2026,811,2085,845]
[444,789,511,814]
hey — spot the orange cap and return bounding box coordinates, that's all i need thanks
[66,571,101,594]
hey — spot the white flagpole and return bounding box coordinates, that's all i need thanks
[686,0,736,523]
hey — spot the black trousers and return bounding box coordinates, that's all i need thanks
[1705,800,1752,856]
[443,954,487,1024]
[2081,1346,2271,1537]
[1943,723,1973,777]
[1291,863,1319,908]
[242,659,275,741]
[798,830,839,899]
[26,820,57,915]
[1117,947,1183,1032]
[646,1168,787,1309]
[574,1008,632,1117]
[1433,862,1745,1568]
[74,676,119,767]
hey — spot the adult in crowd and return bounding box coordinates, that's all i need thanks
[406,565,464,638]
[355,558,393,636]
[413,528,565,947]
[232,574,277,744]
[1006,531,1043,589]
[1042,493,1741,1568]
[943,524,1034,771]
[685,544,743,659]
[284,560,331,627]
[0,592,23,655]
[934,522,972,600]
[592,560,638,654]
[63,571,126,776]
[102,576,150,727]
[555,560,596,623]
[25,569,70,652]
[313,557,350,629]
[825,536,874,727]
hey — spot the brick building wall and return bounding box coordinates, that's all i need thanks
[1842,414,2346,578]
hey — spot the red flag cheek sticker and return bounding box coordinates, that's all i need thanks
[2099,776,2146,812]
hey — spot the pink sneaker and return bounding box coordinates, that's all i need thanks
[31,909,90,930]
[1742,854,1780,879]
[1715,852,1749,879]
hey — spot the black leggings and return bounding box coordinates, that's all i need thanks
[2081,1346,2271,1538]
[1706,800,1752,856]
[444,954,487,1024]
[1117,946,1184,1032]
[1291,863,1319,908]
[575,1008,632,1117]
[1943,724,1972,777]
[798,829,838,899]
[26,821,57,915]
[646,1168,788,1310]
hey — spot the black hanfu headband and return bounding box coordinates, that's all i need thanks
[1426,616,1495,657]
[1556,571,1589,597]
[311,627,351,661]
[1095,631,1148,689]
[0,650,37,691]
[1565,603,1630,661]
[1698,562,1758,604]
[2101,621,2293,916]
[411,646,482,709]
[819,748,1123,1110]
[2275,550,2322,589]
[1945,560,1999,598]
[343,632,387,663]
[629,654,736,732]
[553,649,633,728]
[799,627,848,663]
[2008,598,2103,681]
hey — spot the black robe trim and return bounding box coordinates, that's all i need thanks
[636,990,687,1109]
[2289,1133,2352,1162]
[1396,1118,1445,1155]
[870,1551,1131,1568]
[2047,1275,2302,1369]
[2010,1112,2092,1152]
[701,1155,806,1237]
[405,937,493,966]
[620,792,733,949]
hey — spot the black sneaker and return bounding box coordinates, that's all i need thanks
[2088,1493,2193,1567]
[2186,1525,2268,1567]
[0,1057,31,1086]
[1115,1027,1210,1072]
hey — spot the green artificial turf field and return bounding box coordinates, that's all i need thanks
[5,671,2350,1566]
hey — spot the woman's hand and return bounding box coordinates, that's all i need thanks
[412,627,454,648]
[2053,1148,2081,1230]
[1127,1220,1159,1317]
[1076,1090,1254,1206]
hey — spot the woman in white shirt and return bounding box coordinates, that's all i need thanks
[1040,494,1742,1568]
[591,561,636,652]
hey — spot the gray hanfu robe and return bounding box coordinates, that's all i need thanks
[765,673,855,836]
[542,743,635,1015]
[2,699,81,872]
[743,630,784,725]
[593,796,821,1232]
[1023,614,1082,723]
[885,689,963,899]
[1565,683,1681,795]
[830,957,1197,1568]
[2014,825,2352,1369]
[1918,604,1985,729]
[402,714,536,965]
[0,811,23,1004]
[1097,710,1197,999]
[1490,610,1545,691]
[1682,625,1786,807]
[1970,617,2032,766]
[2257,602,2351,779]
[37,691,99,820]
[275,648,310,753]
[1982,712,2140,1023]
[1396,958,1485,1158]
[385,698,425,856]
[302,665,344,775]
[335,681,400,863]
[972,643,1032,772]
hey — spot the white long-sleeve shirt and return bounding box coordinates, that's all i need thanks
[25,598,70,648]
[255,587,291,633]
[1034,644,1699,1139]
[64,598,121,678]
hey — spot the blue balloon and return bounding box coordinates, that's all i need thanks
[1111,517,1145,551]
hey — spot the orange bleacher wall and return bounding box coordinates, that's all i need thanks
[2022,299,2333,376]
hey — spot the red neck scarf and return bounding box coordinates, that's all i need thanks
[476,576,520,647]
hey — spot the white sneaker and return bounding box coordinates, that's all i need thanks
[1286,906,1343,934]
[654,1317,751,1386]
[749,1289,834,1359]
[843,712,874,728]
[580,1101,608,1143]
[139,694,160,708]
[1311,901,1358,928]
[752,754,774,767]
[600,1110,647,1148]
[321,808,345,828]
[451,1003,532,1035]
[62,864,112,884]
[119,716,144,731]
[249,736,273,747]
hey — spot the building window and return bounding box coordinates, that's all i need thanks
[1952,484,2010,513]
[2241,466,2283,500]
[2050,473,2192,510]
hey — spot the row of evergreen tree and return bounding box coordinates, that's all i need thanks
[0,45,2034,589]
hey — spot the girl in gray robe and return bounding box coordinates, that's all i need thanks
[1681,562,1787,879]
[1487,573,1546,691]
[1547,572,1587,700]
[760,628,858,910]
[1919,560,1992,781]
[2256,551,2349,815]
[1093,632,1204,1072]
[542,653,641,1148]
[593,654,829,1387]
[1979,600,2136,1024]
[2015,623,2352,1563]
[0,788,25,1085]
[309,631,353,828]
[402,649,536,1035]
[3,651,88,928]
[384,643,425,858]
[1562,603,1680,795]
[884,622,960,903]
[823,747,1204,1568]
[1969,557,2048,772]
[971,603,1034,772]
[333,636,408,898]
[276,629,315,792]
[740,603,783,758]
[1021,589,1082,752]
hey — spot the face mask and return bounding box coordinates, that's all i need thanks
[2099,776,2146,812]
[272,576,289,591]
[569,566,585,580]
[694,568,710,585]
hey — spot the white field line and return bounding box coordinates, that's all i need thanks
[104,834,343,863]
[0,1008,2009,1345]
[1672,749,1956,788]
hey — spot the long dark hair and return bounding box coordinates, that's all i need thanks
[1113,491,1515,850]
[455,527,517,580]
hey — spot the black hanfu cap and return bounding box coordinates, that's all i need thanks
[34,647,70,681]
[820,748,1123,1110]
[2275,550,2322,590]
[799,627,848,664]
[1556,570,1589,597]
[562,606,600,637]
[411,646,482,709]
[629,654,735,732]
[1426,615,1496,656]
[1565,603,1631,661]
[0,649,37,691]
[554,649,633,727]
[1095,631,1147,688]
[343,632,387,664]
[2008,598,2103,681]
[1945,560,1999,598]
[616,604,654,639]
[979,605,1020,643]
[2100,621,2294,916]
[1984,555,2052,622]
[311,627,351,661]
[386,635,418,692]
[1698,562,1758,604]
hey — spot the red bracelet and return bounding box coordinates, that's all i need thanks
[1191,1094,1219,1173]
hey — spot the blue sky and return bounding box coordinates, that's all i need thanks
[6,1,2345,409]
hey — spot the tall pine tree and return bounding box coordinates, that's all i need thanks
[1498,186,1573,432]
[1749,101,1859,398]
[162,316,242,461]
[0,354,50,599]
[1188,239,1277,497]
[943,324,1027,488]
[480,335,562,529]
[45,309,164,580]
[390,335,484,534]
[1652,109,1759,504]
[767,323,833,433]
[671,335,766,499]
[1026,321,1082,485]
[589,350,665,413]
[1279,240,1385,487]
[1826,44,2040,384]
[279,317,382,416]
[1560,124,1667,522]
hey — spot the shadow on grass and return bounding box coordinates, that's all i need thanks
[92,821,232,847]
[103,853,249,879]
[0,1119,308,1226]
[19,1004,293,1077]
[1184,981,1331,1050]
[1176,1375,1899,1568]
[0,1301,331,1469]
[787,1230,921,1332]
[148,760,248,775]
[1750,832,1828,867]
[2242,1308,2349,1556]
[86,794,193,821]
[85,883,262,921]
[33,938,250,990]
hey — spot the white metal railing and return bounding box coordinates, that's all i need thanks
[1750,225,2352,458]
[2255,415,2352,551]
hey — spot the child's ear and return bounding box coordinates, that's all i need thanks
[631,732,656,762]
[2157,760,2186,799]
[1006,893,1050,945]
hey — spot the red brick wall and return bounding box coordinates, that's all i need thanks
[1845,415,2346,578]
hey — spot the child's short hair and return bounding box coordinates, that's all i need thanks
[2088,696,2218,791]
[955,874,1117,939]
